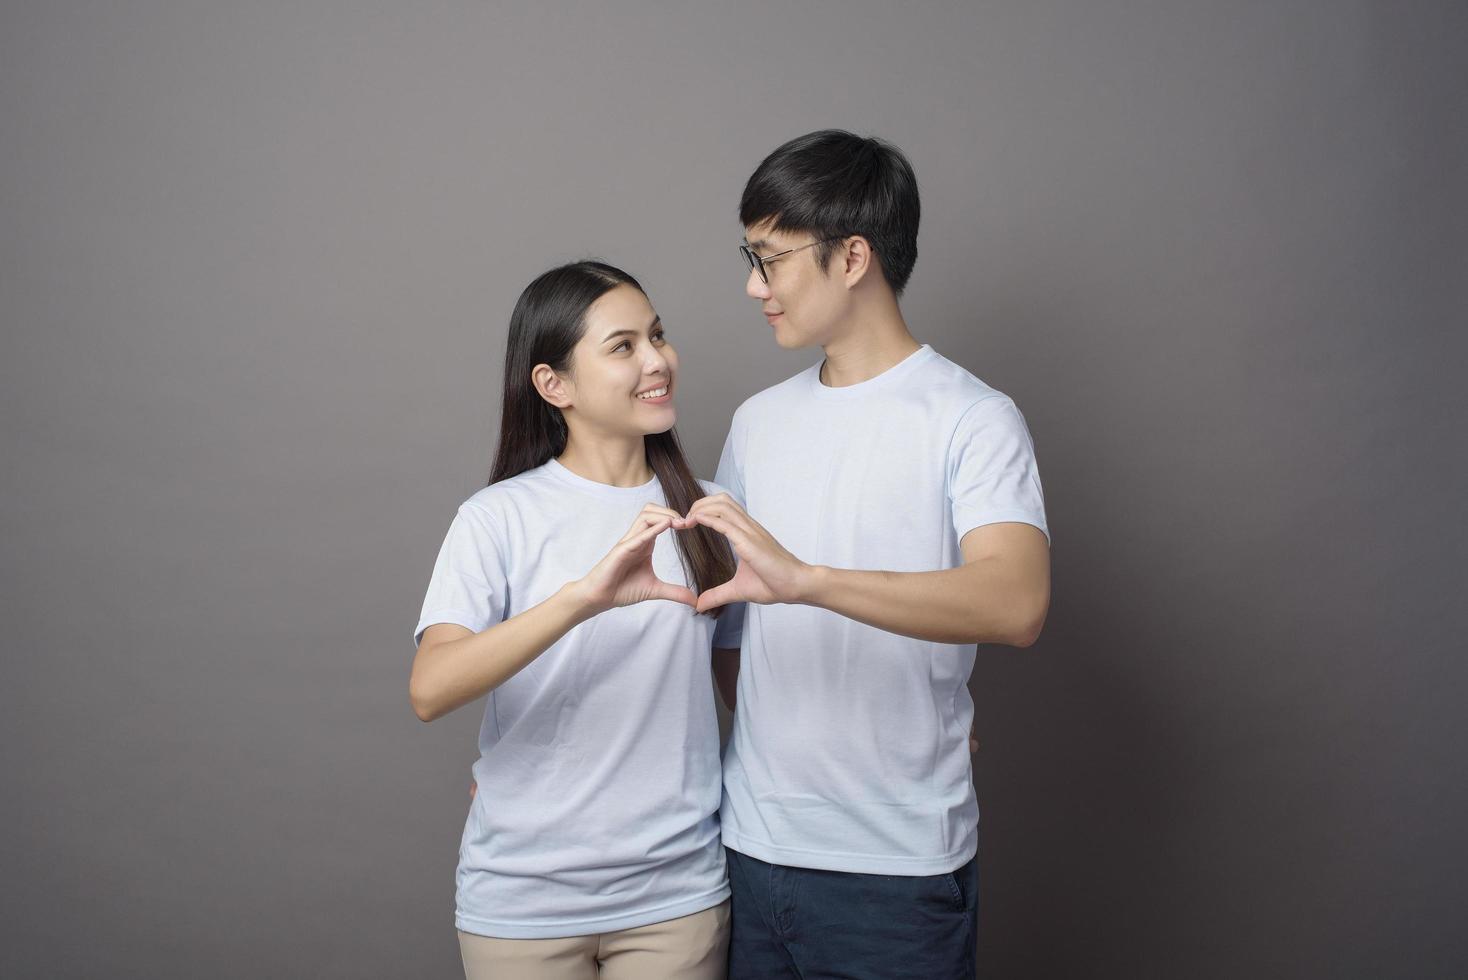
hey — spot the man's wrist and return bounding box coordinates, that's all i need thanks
[793,563,833,606]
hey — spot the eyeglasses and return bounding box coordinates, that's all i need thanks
[739,237,844,284]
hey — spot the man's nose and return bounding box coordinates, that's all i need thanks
[746,267,771,300]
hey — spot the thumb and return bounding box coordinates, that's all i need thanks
[650,580,698,608]
[695,580,741,614]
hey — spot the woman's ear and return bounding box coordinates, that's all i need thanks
[531,363,573,409]
[841,235,874,290]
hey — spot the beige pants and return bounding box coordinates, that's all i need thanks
[457,901,729,980]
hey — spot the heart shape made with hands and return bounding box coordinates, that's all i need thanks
[589,495,803,614]
[666,493,806,613]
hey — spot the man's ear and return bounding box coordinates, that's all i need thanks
[531,363,573,410]
[840,235,875,289]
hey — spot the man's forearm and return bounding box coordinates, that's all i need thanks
[797,558,1047,646]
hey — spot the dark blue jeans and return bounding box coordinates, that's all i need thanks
[726,846,978,980]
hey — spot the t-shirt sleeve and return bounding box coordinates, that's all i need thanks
[947,396,1051,546]
[413,503,509,649]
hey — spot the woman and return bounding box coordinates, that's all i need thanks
[410,261,742,979]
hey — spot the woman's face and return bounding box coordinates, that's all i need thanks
[557,284,678,438]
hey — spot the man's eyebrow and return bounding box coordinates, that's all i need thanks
[745,238,773,251]
[601,316,661,343]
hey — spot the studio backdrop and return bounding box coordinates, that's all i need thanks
[2,2,1463,978]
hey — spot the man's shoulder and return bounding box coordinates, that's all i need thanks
[915,350,1036,431]
[919,348,1004,401]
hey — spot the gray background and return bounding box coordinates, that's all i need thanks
[2,1,1464,977]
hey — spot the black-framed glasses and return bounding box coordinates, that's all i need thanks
[739,237,844,284]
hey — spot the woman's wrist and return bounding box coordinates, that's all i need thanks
[558,579,607,622]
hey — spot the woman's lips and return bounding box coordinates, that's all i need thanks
[635,384,672,405]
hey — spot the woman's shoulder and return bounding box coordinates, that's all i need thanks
[457,465,556,525]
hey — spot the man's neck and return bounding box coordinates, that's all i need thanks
[818,298,921,388]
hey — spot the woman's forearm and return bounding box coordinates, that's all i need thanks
[410,584,597,722]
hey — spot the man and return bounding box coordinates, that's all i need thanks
[678,130,1051,979]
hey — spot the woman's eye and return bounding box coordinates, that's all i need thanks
[612,341,631,353]
[652,332,666,344]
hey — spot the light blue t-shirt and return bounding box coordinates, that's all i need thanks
[716,344,1049,876]
[414,459,743,939]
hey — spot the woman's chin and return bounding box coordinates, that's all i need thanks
[633,406,677,434]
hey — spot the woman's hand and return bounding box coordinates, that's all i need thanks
[572,504,698,615]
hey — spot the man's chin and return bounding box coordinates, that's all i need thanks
[771,325,808,350]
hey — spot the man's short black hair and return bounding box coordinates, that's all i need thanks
[739,129,920,295]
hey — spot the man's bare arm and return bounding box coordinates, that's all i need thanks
[802,523,1050,646]
[679,494,1049,648]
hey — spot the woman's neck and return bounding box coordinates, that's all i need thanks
[557,432,652,488]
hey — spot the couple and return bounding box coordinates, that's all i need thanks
[410,130,1051,980]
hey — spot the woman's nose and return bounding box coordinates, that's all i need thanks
[644,346,670,373]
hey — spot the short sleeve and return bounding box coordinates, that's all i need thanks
[412,503,509,648]
[947,396,1051,546]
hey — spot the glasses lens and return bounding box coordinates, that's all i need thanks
[741,245,767,283]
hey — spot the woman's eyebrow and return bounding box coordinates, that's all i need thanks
[601,316,661,343]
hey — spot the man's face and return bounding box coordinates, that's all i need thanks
[742,221,846,350]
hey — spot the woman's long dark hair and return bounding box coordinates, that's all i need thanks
[489,261,736,612]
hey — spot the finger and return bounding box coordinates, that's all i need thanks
[621,508,677,542]
[640,503,684,521]
[687,493,747,520]
[694,579,743,613]
[619,512,669,544]
[684,510,749,549]
[682,501,757,538]
[622,516,673,553]
[649,580,698,608]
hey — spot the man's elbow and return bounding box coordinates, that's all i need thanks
[409,673,443,723]
[987,592,1048,648]
[1010,621,1043,648]
[1011,600,1049,648]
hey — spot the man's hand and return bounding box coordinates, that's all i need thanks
[674,493,815,613]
